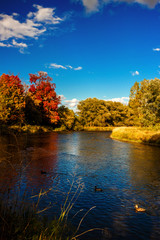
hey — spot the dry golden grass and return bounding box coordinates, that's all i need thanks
[83,126,114,132]
[111,127,160,145]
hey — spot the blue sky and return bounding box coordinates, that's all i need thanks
[1,0,160,110]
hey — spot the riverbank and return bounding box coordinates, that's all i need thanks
[0,124,114,135]
[111,127,160,146]
[0,124,55,135]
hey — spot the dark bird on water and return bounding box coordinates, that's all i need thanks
[41,170,47,174]
[95,186,103,192]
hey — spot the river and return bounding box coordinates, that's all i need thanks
[0,131,160,239]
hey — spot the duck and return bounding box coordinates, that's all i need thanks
[41,170,47,174]
[95,186,103,192]
[135,204,146,212]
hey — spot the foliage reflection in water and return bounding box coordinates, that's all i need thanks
[0,132,160,239]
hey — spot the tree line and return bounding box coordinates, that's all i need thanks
[0,72,160,130]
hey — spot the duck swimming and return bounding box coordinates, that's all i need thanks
[135,204,146,212]
[95,186,103,192]
[41,170,47,174]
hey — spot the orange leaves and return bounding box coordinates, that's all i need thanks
[28,71,60,125]
[0,74,25,124]
[0,72,61,125]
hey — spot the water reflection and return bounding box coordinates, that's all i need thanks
[0,132,160,239]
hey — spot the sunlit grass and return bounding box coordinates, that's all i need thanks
[83,126,115,132]
[0,123,116,135]
[0,124,56,135]
[111,126,160,145]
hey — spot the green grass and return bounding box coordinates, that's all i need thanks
[111,126,160,145]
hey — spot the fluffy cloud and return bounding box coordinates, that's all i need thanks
[153,48,160,51]
[0,42,12,47]
[81,0,99,12]
[12,39,27,48]
[27,5,62,24]
[49,63,82,70]
[0,5,62,52]
[0,14,45,41]
[0,39,27,53]
[74,0,159,13]
[106,97,129,104]
[131,70,139,76]
[64,98,79,108]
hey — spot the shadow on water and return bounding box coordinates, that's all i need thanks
[0,131,160,239]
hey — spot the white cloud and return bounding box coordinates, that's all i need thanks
[67,65,73,69]
[131,70,139,76]
[0,39,28,53]
[82,0,99,13]
[12,39,27,48]
[64,98,79,108]
[49,63,82,70]
[153,48,160,51]
[0,5,62,52]
[28,5,63,24]
[74,0,159,13]
[0,42,12,47]
[49,63,67,69]
[74,66,82,70]
[0,14,45,41]
[135,0,159,8]
[106,97,129,105]
[58,94,66,100]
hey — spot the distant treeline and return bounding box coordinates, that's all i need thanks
[0,72,160,130]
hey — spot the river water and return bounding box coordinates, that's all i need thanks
[0,131,160,239]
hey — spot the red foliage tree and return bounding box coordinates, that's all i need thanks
[0,74,25,124]
[28,71,60,124]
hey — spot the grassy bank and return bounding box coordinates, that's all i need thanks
[0,124,55,135]
[111,127,160,146]
[83,126,114,132]
[0,124,115,135]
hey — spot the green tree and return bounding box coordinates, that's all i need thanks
[58,105,76,130]
[129,78,160,126]
[77,98,129,127]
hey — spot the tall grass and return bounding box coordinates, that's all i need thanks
[83,126,114,132]
[111,127,160,145]
[0,128,104,239]
[0,177,103,240]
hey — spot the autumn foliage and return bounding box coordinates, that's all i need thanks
[0,72,61,126]
[28,71,60,124]
[0,74,25,124]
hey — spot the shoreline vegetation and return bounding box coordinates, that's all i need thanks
[1,124,160,146]
[1,73,160,238]
[0,124,114,135]
[1,73,160,145]
[111,126,160,146]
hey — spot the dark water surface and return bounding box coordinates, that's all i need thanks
[0,132,160,239]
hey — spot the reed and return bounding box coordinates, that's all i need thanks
[0,129,105,239]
